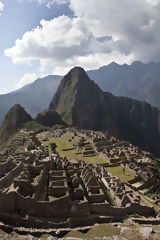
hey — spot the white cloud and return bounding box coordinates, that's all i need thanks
[0,1,4,13]
[146,0,160,6]
[17,73,37,89]
[46,0,69,8]
[5,15,115,72]
[4,0,160,73]
[21,0,69,8]
[69,0,160,63]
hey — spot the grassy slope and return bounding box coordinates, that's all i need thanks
[37,132,106,164]
[105,166,136,183]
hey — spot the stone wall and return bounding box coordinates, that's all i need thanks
[0,163,24,189]
[0,158,16,177]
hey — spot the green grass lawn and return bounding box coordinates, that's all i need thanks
[105,165,136,183]
[37,132,106,164]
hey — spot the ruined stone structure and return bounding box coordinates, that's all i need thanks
[0,130,155,232]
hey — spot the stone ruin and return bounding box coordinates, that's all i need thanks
[0,130,155,233]
[82,129,160,205]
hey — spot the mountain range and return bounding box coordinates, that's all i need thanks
[88,61,160,108]
[0,75,61,124]
[1,61,160,124]
[49,67,160,156]
[1,66,160,156]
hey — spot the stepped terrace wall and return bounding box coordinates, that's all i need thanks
[0,158,16,177]
[0,163,24,189]
[0,191,90,219]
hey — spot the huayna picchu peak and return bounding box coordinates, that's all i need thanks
[50,67,160,156]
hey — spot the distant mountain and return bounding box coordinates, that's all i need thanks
[0,75,61,124]
[50,67,160,156]
[88,61,160,109]
[0,104,32,145]
[0,103,65,146]
[1,61,160,125]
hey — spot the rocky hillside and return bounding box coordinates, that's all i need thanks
[35,109,65,127]
[1,61,160,125]
[50,67,160,156]
[0,104,32,144]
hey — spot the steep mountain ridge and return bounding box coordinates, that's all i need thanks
[50,67,160,156]
[1,61,160,125]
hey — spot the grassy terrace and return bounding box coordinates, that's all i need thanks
[37,132,106,164]
[105,165,136,183]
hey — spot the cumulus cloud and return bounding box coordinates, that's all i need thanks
[0,1,4,13]
[22,0,69,8]
[69,0,160,63]
[17,73,37,89]
[4,0,160,73]
[5,15,117,74]
[146,0,160,6]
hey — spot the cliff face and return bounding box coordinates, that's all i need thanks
[49,67,160,156]
[0,104,32,144]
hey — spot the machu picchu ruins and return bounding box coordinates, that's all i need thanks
[0,127,160,239]
[1,68,160,239]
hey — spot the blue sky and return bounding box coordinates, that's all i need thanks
[0,0,160,94]
[0,0,72,93]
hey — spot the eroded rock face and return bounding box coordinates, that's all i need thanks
[49,67,160,156]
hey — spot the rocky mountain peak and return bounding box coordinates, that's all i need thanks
[49,67,160,156]
[0,104,32,145]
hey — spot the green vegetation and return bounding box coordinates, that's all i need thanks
[22,121,47,133]
[50,142,57,153]
[150,165,160,180]
[37,132,106,164]
[119,155,127,162]
[35,109,65,127]
[51,124,65,130]
[105,165,136,183]
[94,138,111,152]
[78,137,86,147]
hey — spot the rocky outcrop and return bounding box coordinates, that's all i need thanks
[35,109,65,127]
[0,104,32,144]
